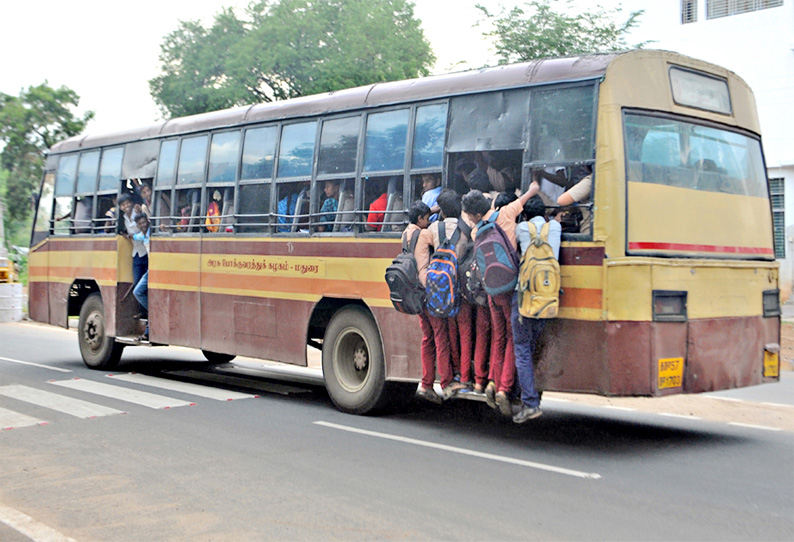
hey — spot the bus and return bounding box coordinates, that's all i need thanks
[28,49,780,414]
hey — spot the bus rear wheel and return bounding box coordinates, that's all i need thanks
[322,306,387,415]
[78,293,124,369]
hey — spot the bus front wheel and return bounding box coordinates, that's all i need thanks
[202,350,236,364]
[78,293,124,369]
[322,306,387,415]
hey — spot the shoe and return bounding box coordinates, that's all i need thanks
[512,406,542,424]
[495,391,513,417]
[442,381,468,400]
[417,386,443,405]
[474,383,484,393]
[484,382,497,409]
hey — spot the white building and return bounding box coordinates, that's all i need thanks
[617,0,794,297]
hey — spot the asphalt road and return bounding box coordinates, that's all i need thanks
[1,321,792,541]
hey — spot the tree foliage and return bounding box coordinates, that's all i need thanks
[150,0,436,118]
[0,83,93,233]
[477,0,645,64]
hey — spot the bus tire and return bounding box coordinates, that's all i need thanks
[322,306,387,415]
[78,293,124,370]
[202,350,236,364]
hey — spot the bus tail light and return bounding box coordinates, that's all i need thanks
[762,289,780,318]
[652,290,687,322]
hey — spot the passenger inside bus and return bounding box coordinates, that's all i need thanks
[317,180,340,232]
[365,178,389,232]
[420,173,442,221]
[277,181,309,232]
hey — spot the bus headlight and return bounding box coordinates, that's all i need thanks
[762,289,780,318]
[652,290,687,322]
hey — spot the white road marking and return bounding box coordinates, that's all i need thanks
[728,422,783,432]
[658,413,702,420]
[0,503,76,542]
[0,406,47,430]
[602,405,636,412]
[50,378,194,409]
[761,402,794,409]
[0,356,72,373]
[0,385,124,418]
[106,373,257,401]
[314,421,601,480]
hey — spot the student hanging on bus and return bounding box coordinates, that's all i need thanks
[402,201,451,404]
[557,166,593,235]
[118,194,148,304]
[132,212,150,340]
[428,189,472,394]
[463,181,540,417]
[511,195,561,422]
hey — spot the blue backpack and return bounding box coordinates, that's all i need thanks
[425,221,461,318]
[473,211,519,296]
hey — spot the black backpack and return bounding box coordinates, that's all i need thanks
[385,229,426,315]
[457,220,488,306]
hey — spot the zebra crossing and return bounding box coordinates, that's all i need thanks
[0,373,259,431]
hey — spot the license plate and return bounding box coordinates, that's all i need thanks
[763,351,779,378]
[658,357,684,389]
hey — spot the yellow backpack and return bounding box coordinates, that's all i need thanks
[518,221,560,319]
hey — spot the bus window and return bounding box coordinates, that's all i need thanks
[317,116,360,176]
[447,89,529,157]
[53,154,78,235]
[411,103,447,170]
[75,151,100,194]
[362,176,400,232]
[32,172,55,243]
[277,122,317,179]
[154,140,178,231]
[237,182,272,234]
[174,135,208,233]
[363,109,409,173]
[206,131,240,233]
[241,126,277,181]
[276,181,310,233]
[333,179,356,233]
[96,147,123,233]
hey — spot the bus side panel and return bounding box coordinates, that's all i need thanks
[607,321,654,395]
[539,319,612,394]
[650,321,689,397]
[685,316,773,392]
[28,242,50,324]
[373,306,423,381]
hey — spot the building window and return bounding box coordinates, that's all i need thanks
[770,177,785,259]
[682,0,698,23]
[706,0,783,20]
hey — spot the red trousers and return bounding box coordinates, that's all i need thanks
[419,311,454,389]
[452,301,474,383]
[472,303,492,387]
[488,292,516,393]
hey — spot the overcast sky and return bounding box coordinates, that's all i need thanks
[0,0,659,134]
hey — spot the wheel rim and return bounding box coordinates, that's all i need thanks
[83,309,105,354]
[333,326,371,393]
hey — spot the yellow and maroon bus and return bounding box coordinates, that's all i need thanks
[28,49,780,414]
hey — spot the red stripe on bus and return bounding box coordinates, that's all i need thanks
[628,242,773,255]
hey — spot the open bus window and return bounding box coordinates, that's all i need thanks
[71,196,93,234]
[448,151,522,197]
[238,182,271,234]
[204,188,234,233]
[332,179,356,233]
[95,194,117,234]
[313,178,347,233]
[276,181,310,233]
[173,188,201,233]
[363,176,402,232]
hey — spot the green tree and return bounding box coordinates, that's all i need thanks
[150,0,436,118]
[477,0,645,64]
[0,83,93,238]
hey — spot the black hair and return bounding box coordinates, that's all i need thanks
[523,195,546,220]
[133,213,149,223]
[493,191,517,210]
[436,188,461,219]
[407,200,431,224]
[118,193,133,205]
[461,190,490,217]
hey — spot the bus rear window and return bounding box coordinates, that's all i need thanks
[624,113,767,198]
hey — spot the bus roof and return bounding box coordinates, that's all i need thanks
[51,52,622,154]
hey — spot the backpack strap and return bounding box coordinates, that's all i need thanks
[539,220,552,242]
[457,219,472,241]
[403,228,421,253]
[437,220,446,245]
